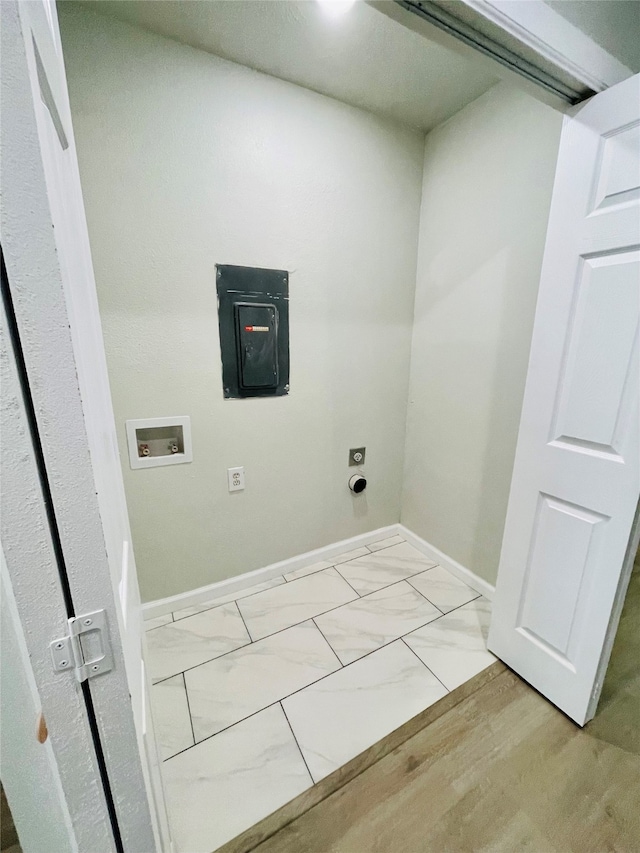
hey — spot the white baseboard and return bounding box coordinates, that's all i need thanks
[397,524,495,600]
[142,522,495,618]
[142,524,399,619]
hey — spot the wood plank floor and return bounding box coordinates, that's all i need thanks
[244,561,640,853]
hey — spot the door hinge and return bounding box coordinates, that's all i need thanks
[49,609,114,682]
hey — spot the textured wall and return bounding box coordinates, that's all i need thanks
[401,83,563,586]
[59,5,424,602]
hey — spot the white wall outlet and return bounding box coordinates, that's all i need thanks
[227,466,245,492]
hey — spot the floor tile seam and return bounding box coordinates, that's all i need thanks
[163,699,284,762]
[181,670,197,749]
[144,618,175,634]
[168,538,412,621]
[177,634,347,744]
[333,572,363,599]
[151,580,471,684]
[329,608,451,666]
[236,588,364,644]
[163,623,455,761]
[332,563,446,598]
[158,672,195,762]
[244,576,434,644]
[233,597,256,643]
[161,600,492,765]
[235,565,362,625]
[151,590,488,685]
[310,617,345,669]
[164,672,331,770]
[401,580,446,614]
[364,537,406,554]
[284,566,332,583]
[317,576,442,616]
[169,575,288,623]
[180,644,349,746]
[281,540,408,583]
[279,701,317,787]
[317,593,491,666]
[147,539,417,626]
[405,571,482,604]
[153,609,345,684]
[399,593,486,636]
[399,636,451,693]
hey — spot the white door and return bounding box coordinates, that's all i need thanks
[1,262,114,852]
[489,73,640,726]
[1,1,169,848]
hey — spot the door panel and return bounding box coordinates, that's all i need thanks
[489,74,640,726]
[1,265,115,853]
[1,1,169,848]
[553,252,638,451]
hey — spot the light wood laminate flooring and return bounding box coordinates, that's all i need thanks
[239,556,640,853]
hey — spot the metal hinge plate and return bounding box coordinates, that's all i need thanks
[50,609,113,682]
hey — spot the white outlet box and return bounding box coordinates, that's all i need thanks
[227,466,245,492]
[125,416,192,470]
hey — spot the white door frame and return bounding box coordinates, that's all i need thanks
[1,2,165,849]
[1,260,114,853]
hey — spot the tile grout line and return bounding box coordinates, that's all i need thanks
[148,539,409,625]
[181,671,197,748]
[301,539,407,579]
[233,598,256,644]
[150,580,484,685]
[399,637,450,693]
[163,623,440,761]
[152,584,482,684]
[159,593,489,764]
[144,615,174,633]
[279,701,316,787]
[169,575,287,624]
[164,700,283,762]
[311,617,345,668]
[331,568,363,599]
[151,578,418,683]
[403,580,446,614]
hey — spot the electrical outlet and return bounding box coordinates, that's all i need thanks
[227,466,245,492]
[349,447,366,466]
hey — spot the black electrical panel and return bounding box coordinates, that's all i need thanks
[216,265,289,398]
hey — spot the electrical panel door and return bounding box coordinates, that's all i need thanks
[216,265,289,398]
[235,303,279,390]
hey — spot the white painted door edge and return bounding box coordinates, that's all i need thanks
[397,525,495,600]
[143,523,494,618]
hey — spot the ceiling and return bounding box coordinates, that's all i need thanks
[82,0,499,132]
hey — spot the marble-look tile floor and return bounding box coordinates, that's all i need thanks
[145,535,496,853]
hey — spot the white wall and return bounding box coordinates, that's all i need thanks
[59,5,424,602]
[401,83,563,586]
